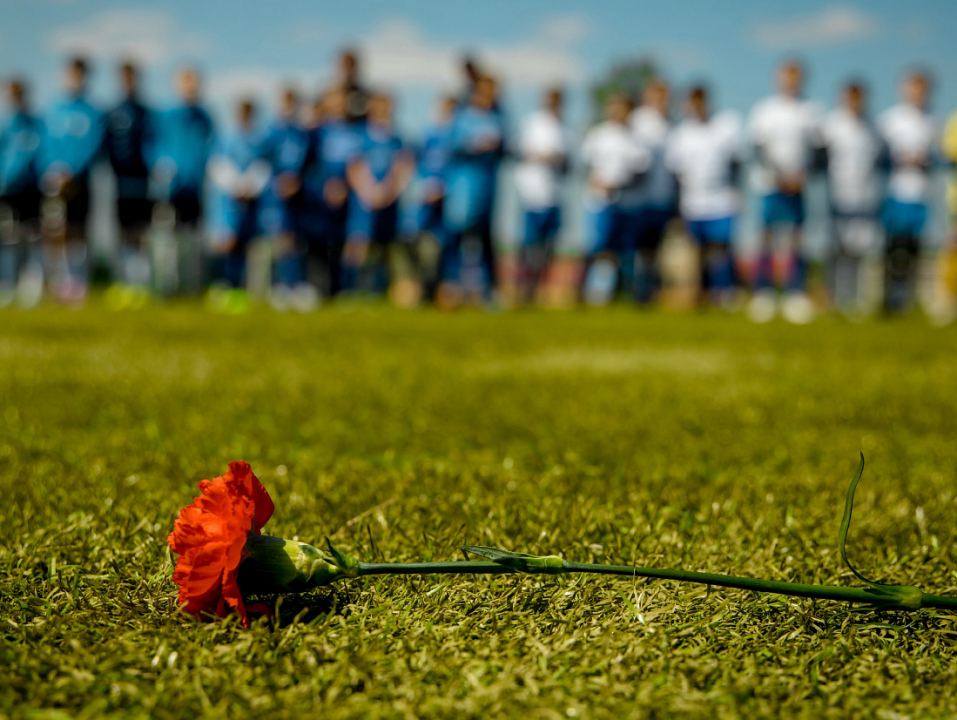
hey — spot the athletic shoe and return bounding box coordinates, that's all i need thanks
[746,290,777,324]
[15,262,44,309]
[290,283,320,313]
[583,259,617,307]
[781,291,815,325]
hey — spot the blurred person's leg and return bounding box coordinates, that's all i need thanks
[171,193,205,296]
[1,191,42,308]
[882,199,925,314]
[116,179,153,289]
[583,204,622,307]
[634,208,669,306]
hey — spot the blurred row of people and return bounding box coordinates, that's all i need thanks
[2,53,957,321]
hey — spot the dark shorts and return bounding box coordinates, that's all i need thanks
[117,197,155,229]
[629,206,673,251]
[763,192,805,228]
[63,179,90,226]
[0,187,42,223]
[171,193,203,226]
[348,202,399,245]
[523,207,561,246]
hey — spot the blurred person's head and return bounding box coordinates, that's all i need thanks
[642,79,668,114]
[604,92,631,124]
[777,60,804,98]
[471,75,497,111]
[278,87,299,119]
[545,87,563,117]
[463,56,482,85]
[237,99,256,129]
[435,94,458,123]
[368,92,393,128]
[8,78,28,111]
[119,61,139,98]
[63,57,88,96]
[687,85,709,121]
[323,86,347,121]
[339,50,359,85]
[842,80,867,117]
[175,68,202,105]
[902,69,932,110]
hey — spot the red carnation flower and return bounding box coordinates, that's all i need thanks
[167,460,275,627]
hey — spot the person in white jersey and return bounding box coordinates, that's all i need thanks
[746,59,823,323]
[513,87,570,303]
[877,69,938,313]
[580,92,649,306]
[627,79,678,304]
[821,81,883,317]
[666,84,742,308]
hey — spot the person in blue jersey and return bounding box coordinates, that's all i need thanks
[39,57,106,305]
[151,68,214,294]
[414,95,457,242]
[206,99,269,295]
[106,62,155,289]
[259,87,315,309]
[513,87,570,305]
[439,74,506,308]
[343,92,415,294]
[0,79,43,308]
[403,94,457,302]
[306,86,362,297]
[626,79,679,304]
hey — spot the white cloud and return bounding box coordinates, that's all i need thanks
[647,42,707,74]
[750,6,881,49]
[44,9,213,63]
[358,15,589,89]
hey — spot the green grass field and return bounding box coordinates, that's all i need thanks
[2,304,957,718]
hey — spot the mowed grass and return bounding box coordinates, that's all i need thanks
[2,303,957,719]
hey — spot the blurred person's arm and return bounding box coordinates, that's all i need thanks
[346,158,379,209]
[384,148,415,205]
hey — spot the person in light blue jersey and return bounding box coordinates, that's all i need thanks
[402,94,457,301]
[152,68,214,229]
[439,74,505,307]
[39,57,105,304]
[0,79,43,307]
[413,95,457,242]
[343,92,414,293]
[306,86,362,297]
[206,99,269,291]
[151,68,213,295]
[106,62,155,289]
[260,87,312,302]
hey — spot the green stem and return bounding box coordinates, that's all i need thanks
[356,560,957,610]
[358,561,516,577]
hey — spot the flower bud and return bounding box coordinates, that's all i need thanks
[239,534,359,595]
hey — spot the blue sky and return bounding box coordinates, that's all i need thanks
[2,0,956,135]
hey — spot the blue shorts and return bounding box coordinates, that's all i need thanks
[687,216,734,245]
[763,192,805,227]
[586,203,629,256]
[347,201,399,244]
[523,207,560,247]
[882,199,927,238]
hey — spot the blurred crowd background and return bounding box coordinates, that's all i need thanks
[2,0,957,322]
